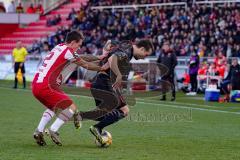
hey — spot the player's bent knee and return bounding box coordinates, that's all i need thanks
[69,103,77,112]
[58,107,75,122]
[120,106,129,117]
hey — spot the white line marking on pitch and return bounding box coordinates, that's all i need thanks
[140,96,240,109]
[136,101,240,115]
[138,98,222,109]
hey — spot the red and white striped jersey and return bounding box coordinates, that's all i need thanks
[32,43,79,89]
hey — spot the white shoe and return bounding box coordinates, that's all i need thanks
[191,92,197,96]
[186,92,197,96]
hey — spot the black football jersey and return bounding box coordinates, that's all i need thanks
[100,40,133,83]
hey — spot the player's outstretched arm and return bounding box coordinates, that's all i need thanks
[108,55,122,89]
[79,54,100,62]
[74,59,104,71]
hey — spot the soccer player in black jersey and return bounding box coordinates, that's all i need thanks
[75,39,153,144]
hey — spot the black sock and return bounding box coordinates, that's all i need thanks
[23,76,26,88]
[14,77,18,88]
[94,109,125,131]
[161,94,166,99]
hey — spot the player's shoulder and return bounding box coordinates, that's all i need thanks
[111,43,133,59]
[21,47,27,50]
[109,40,120,46]
[52,44,72,55]
[13,48,17,52]
[22,47,28,53]
[109,49,125,58]
[54,43,68,51]
[62,46,77,61]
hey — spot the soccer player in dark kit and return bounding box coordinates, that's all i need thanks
[74,39,154,144]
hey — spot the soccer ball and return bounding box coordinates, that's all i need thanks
[95,130,112,148]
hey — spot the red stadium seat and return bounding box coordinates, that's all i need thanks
[0,0,85,55]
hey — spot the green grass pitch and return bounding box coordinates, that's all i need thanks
[0,80,240,160]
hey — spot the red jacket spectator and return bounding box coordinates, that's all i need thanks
[35,4,44,15]
[210,12,216,21]
[198,65,208,75]
[183,72,190,85]
[16,3,24,13]
[27,4,35,14]
[214,52,226,67]
[216,65,226,78]
[198,63,208,81]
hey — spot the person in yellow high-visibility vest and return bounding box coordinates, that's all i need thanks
[12,40,28,89]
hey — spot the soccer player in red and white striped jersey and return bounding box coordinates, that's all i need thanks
[32,30,105,146]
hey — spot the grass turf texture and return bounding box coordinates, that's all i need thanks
[0,80,240,160]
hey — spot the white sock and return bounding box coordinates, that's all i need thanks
[50,118,65,132]
[37,109,55,132]
[50,108,75,132]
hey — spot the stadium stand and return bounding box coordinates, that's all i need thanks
[0,0,239,58]
[86,1,240,57]
[0,24,19,38]
[0,0,87,55]
[21,0,240,58]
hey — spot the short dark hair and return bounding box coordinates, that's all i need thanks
[65,30,84,44]
[135,39,154,52]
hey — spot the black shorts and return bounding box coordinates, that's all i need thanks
[90,73,126,110]
[14,62,25,74]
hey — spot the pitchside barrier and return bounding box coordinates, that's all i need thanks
[0,56,239,86]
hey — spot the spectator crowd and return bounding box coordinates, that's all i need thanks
[91,0,190,6]
[0,1,44,14]
[30,1,240,59]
